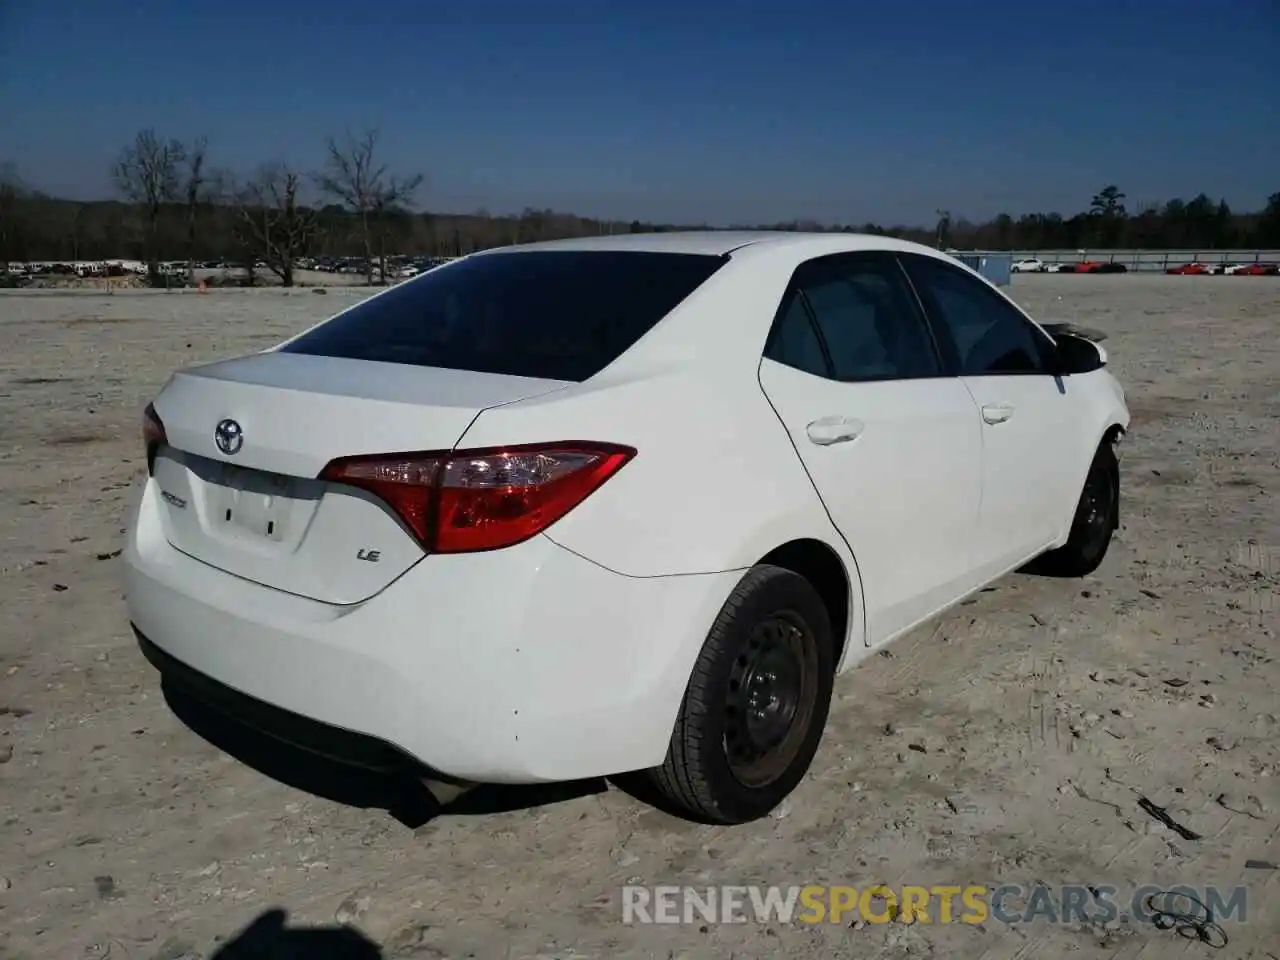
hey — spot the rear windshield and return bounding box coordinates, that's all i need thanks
[280,250,727,382]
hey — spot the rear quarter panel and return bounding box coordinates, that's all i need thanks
[455,364,855,582]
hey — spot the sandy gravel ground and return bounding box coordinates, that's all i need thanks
[0,275,1277,959]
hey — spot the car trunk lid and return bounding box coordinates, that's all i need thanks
[150,351,569,603]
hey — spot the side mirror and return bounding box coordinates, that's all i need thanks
[1052,332,1106,375]
[1041,321,1108,343]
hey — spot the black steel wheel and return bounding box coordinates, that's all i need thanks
[723,611,820,789]
[1031,441,1120,577]
[644,565,836,824]
[1076,455,1116,557]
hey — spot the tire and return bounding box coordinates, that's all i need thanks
[1034,441,1119,577]
[644,564,836,825]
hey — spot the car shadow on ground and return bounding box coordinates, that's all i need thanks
[161,682,608,828]
[210,908,381,958]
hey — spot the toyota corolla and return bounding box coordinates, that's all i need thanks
[124,232,1129,825]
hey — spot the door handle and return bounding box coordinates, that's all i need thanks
[805,416,864,446]
[981,403,1015,424]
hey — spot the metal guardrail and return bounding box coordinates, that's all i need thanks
[999,249,1280,272]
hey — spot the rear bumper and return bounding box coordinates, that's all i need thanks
[122,478,739,783]
[134,626,417,774]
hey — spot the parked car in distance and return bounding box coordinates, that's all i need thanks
[123,232,1130,825]
[1233,262,1279,276]
[1166,262,1213,275]
[1011,258,1047,273]
[1072,260,1127,274]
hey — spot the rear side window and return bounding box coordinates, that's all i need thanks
[766,296,829,377]
[802,258,940,380]
[280,251,727,382]
[764,253,941,381]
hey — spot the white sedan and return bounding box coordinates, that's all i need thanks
[123,232,1129,824]
[1011,257,1047,273]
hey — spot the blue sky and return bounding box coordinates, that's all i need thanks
[1,0,1276,225]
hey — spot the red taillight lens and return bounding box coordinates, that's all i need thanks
[319,442,635,553]
[436,444,634,553]
[142,402,166,474]
[319,455,443,544]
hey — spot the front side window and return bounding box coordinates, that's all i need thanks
[901,254,1055,375]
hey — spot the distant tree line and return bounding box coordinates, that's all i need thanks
[2,131,1279,286]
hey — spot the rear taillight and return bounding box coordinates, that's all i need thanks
[318,442,635,553]
[142,402,166,475]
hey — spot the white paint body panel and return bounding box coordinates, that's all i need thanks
[124,478,740,781]
[961,372,1085,574]
[152,449,426,604]
[122,231,1130,783]
[149,352,568,601]
[757,359,985,643]
[157,352,569,478]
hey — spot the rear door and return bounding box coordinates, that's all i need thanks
[757,252,985,647]
[899,253,1086,575]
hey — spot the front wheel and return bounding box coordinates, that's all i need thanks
[1034,441,1119,577]
[644,565,836,825]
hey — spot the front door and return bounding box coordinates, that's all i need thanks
[900,253,1084,577]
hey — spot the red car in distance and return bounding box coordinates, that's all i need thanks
[1061,260,1128,274]
[1166,262,1213,275]
[1233,262,1279,276]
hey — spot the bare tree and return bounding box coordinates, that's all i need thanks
[113,129,186,283]
[315,129,423,284]
[370,172,423,283]
[205,167,259,285]
[182,137,209,282]
[230,163,317,287]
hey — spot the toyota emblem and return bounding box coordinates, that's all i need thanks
[214,418,244,455]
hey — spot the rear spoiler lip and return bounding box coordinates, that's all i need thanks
[1040,321,1108,343]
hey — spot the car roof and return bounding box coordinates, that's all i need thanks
[472,230,946,259]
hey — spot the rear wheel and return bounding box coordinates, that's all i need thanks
[645,565,835,825]
[1034,441,1119,577]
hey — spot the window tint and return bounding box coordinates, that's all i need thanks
[788,256,940,381]
[764,294,829,377]
[280,250,727,382]
[903,255,1054,375]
